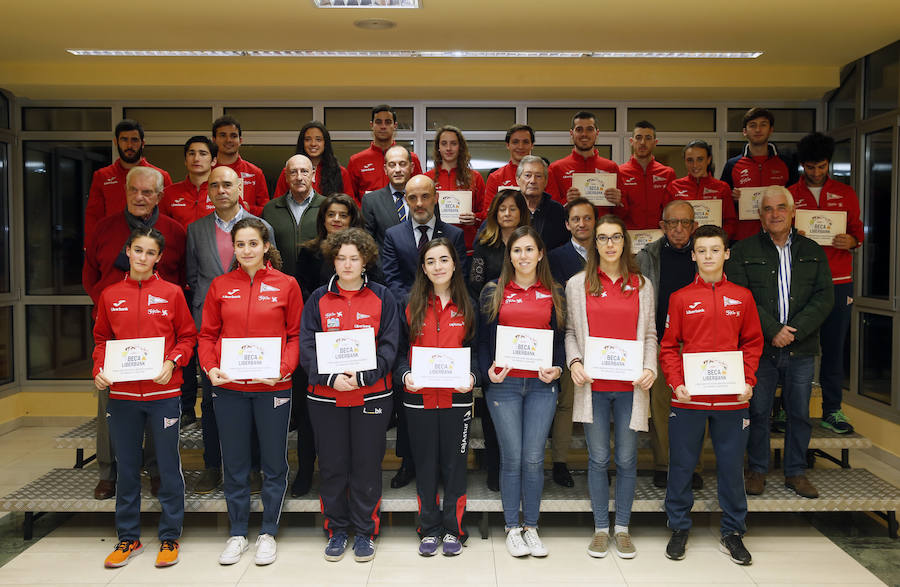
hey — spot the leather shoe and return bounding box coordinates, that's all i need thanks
[390,466,415,489]
[552,462,574,488]
[691,472,704,490]
[94,479,115,500]
[653,470,667,488]
[150,476,161,497]
[194,468,221,494]
[785,475,818,499]
[745,470,766,495]
[291,470,313,497]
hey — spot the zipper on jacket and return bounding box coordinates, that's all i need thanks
[136,279,144,394]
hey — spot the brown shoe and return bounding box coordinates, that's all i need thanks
[785,475,819,499]
[94,479,116,500]
[744,471,766,495]
[150,476,161,497]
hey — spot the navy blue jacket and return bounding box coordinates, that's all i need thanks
[548,240,586,288]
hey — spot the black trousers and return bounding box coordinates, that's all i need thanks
[309,395,392,539]
[406,404,471,541]
[290,367,317,476]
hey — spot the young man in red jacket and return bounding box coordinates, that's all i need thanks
[211,115,270,216]
[789,133,863,433]
[620,121,676,229]
[660,224,763,566]
[348,104,423,201]
[160,136,217,229]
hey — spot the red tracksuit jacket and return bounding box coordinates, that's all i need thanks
[789,177,863,284]
[396,296,481,410]
[300,275,399,407]
[660,274,763,411]
[84,158,173,237]
[548,149,622,209]
[666,175,738,239]
[348,142,423,201]
[92,274,197,401]
[427,166,487,251]
[198,263,302,392]
[619,157,676,229]
[721,144,796,241]
[160,177,214,228]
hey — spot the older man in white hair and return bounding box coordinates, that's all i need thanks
[726,186,834,500]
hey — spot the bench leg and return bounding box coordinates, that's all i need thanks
[889,511,898,539]
[73,449,96,469]
[479,512,489,539]
[23,512,34,540]
[841,448,850,469]
[773,448,782,470]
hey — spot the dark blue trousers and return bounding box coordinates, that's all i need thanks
[819,282,852,415]
[213,387,291,537]
[666,406,749,537]
[108,396,184,542]
[201,371,261,471]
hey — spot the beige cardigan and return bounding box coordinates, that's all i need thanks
[564,271,658,431]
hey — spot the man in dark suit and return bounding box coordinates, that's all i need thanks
[185,166,273,494]
[362,145,414,248]
[381,174,468,305]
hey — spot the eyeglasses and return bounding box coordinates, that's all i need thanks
[596,233,624,245]
[662,219,694,228]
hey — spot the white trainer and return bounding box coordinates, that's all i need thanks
[254,533,277,565]
[505,527,530,557]
[218,536,249,565]
[522,527,548,557]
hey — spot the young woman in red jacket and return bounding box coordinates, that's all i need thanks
[92,227,197,569]
[198,217,303,567]
[666,140,738,240]
[395,238,480,557]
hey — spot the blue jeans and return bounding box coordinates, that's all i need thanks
[749,351,815,477]
[583,391,637,529]
[819,282,852,415]
[486,376,558,528]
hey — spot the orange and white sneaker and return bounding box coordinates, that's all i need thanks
[155,539,180,567]
[104,539,143,568]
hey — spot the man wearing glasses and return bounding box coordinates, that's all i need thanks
[636,200,703,489]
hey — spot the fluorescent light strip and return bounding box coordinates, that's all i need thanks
[68,49,762,59]
[313,0,420,7]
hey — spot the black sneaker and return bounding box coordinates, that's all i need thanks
[665,529,688,560]
[180,413,198,429]
[821,410,854,434]
[719,533,752,565]
[653,470,667,489]
[552,462,574,488]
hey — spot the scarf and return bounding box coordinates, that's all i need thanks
[114,208,160,272]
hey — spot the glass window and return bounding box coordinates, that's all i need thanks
[627,108,715,133]
[23,141,111,295]
[223,107,314,131]
[861,128,893,300]
[235,145,296,197]
[726,108,815,133]
[653,144,691,178]
[139,145,183,184]
[528,108,615,132]
[831,139,852,187]
[123,107,212,132]
[828,63,859,130]
[0,93,9,129]
[0,142,8,294]
[22,107,111,132]
[324,107,414,131]
[857,312,892,405]
[425,107,515,131]
[26,305,93,380]
[0,306,11,385]
[331,140,415,170]
[864,41,900,119]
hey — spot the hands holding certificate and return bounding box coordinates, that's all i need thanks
[488,362,560,384]
[675,382,752,402]
[94,359,177,390]
[570,360,655,391]
[207,367,280,387]
[404,372,474,393]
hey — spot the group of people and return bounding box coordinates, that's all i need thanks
[83,105,862,569]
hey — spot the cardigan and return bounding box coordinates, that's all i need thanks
[564,270,657,431]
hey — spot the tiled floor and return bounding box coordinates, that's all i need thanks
[0,425,896,586]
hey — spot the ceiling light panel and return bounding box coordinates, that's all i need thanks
[313,0,419,7]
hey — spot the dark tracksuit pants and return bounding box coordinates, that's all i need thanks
[476,395,501,475]
[405,404,472,541]
[107,396,184,542]
[393,384,414,466]
[666,406,749,537]
[213,387,291,537]
[200,371,261,471]
[309,395,392,539]
[819,282,853,415]
[179,291,198,417]
[291,367,316,478]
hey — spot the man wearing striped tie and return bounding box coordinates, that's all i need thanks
[362,145,415,252]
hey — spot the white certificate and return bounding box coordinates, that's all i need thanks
[220,337,282,380]
[584,337,643,381]
[685,199,723,227]
[438,190,472,224]
[628,229,664,254]
[494,325,554,371]
[794,209,847,246]
[683,351,745,396]
[572,173,617,206]
[315,327,377,375]
[736,186,778,220]
[103,337,165,383]
[410,346,471,388]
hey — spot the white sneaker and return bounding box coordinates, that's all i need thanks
[218,536,249,565]
[254,533,277,565]
[522,527,548,557]
[505,527,530,557]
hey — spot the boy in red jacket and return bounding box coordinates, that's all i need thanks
[659,224,763,566]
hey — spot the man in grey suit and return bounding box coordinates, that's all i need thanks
[185,166,273,494]
[362,145,414,249]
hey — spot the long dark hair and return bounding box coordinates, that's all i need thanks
[229,217,283,271]
[584,214,643,296]
[683,139,715,175]
[296,121,343,196]
[302,193,363,251]
[431,125,472,189]
[486,226,565,326]
[478,189,530,247]
[407,238,476,342]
